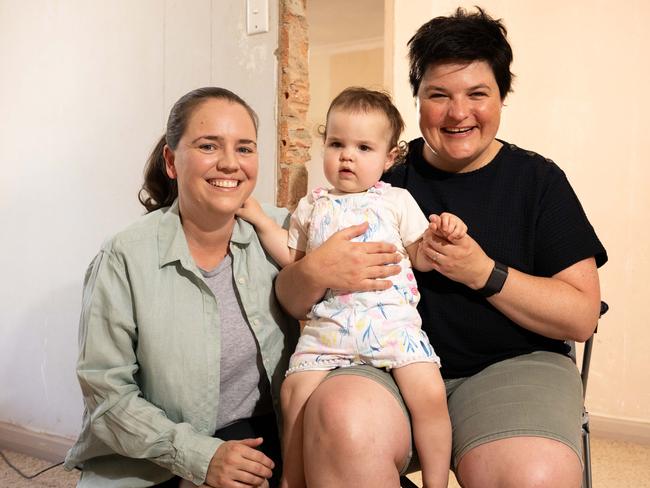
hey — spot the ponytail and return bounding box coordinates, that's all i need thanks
[138,135,178,213]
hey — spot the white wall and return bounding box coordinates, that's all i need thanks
[0,0,279,439]
[386,0,650,424]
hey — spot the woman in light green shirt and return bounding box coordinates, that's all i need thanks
[64,87,298,488]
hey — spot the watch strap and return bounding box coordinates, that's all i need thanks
[478,261,508,297]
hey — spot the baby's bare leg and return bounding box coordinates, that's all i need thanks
[281,370,330,488]
[392,362,451,488]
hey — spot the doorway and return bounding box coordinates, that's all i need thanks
[305,0,386,189]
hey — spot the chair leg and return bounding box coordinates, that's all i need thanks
[582,412,592,488]
[400,475,420,488]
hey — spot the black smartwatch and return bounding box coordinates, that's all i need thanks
[478,261,508,297]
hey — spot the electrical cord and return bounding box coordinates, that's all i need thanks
[0,450,65,480]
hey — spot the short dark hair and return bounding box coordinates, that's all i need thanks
[138,87,258,213]
[325,87,406,162]
[407,6,514,99]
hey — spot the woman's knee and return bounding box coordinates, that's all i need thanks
[457,437,582,488]
[303,377,372,448]
[302,375,410,459]
[301,375,411,487]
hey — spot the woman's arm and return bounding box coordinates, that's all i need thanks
[77,248,277,487]
[489,256,601,342]
[76,250,223,483]
[275,222,402,319]
[420,225,601,341]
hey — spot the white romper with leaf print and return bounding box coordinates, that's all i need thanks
[286,181,440,374]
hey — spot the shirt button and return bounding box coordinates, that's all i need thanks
[186,473,193,481]
[238,277,245,285]
[253,319,260,326]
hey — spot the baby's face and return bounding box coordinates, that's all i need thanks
[323,109,396,193]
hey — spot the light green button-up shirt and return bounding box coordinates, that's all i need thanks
[64,200,298,487]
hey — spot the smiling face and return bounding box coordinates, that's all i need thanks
[164,98,258,227]
[323,109,397,193]
[416,60,504,173]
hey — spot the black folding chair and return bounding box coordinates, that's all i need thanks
[400,301,609,488]
[572,300,608,488]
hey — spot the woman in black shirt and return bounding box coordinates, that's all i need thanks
[276,7,606,488]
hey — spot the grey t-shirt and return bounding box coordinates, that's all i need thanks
[201,253,272,429]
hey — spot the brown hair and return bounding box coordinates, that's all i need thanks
[324,87,407,164]
[138,87,259,213]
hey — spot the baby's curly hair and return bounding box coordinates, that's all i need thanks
[324,87,408,165]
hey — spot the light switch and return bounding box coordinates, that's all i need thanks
[247,0,269,35]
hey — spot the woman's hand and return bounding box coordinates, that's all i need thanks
[275,222,401,318]
[204,438,274,488]
[308,222,401,292]
[420,215,493,290]
[183,481,269,488]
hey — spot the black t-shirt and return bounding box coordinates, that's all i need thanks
[383,138,608,378]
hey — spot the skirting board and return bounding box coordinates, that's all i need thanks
[1,416,649,463]
[590,414,650,445]
[0,422,74,463]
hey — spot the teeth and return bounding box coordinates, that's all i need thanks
[208,179,238,188]
[444,127,472,133]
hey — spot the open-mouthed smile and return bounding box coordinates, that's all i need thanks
[442,127,475,135]
[207,178,239,188]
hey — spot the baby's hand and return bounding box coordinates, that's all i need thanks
[428,212,467,241]
[236,197,264,225]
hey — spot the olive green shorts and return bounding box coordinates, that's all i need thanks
[326,350,583,473]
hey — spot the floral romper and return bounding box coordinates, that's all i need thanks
[286,182,440,375]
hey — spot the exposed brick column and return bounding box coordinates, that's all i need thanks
[276,0,310,210]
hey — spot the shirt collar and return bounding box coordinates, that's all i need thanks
[157,199,256,268]
[230,214,257,246]
[157,199,191,268]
